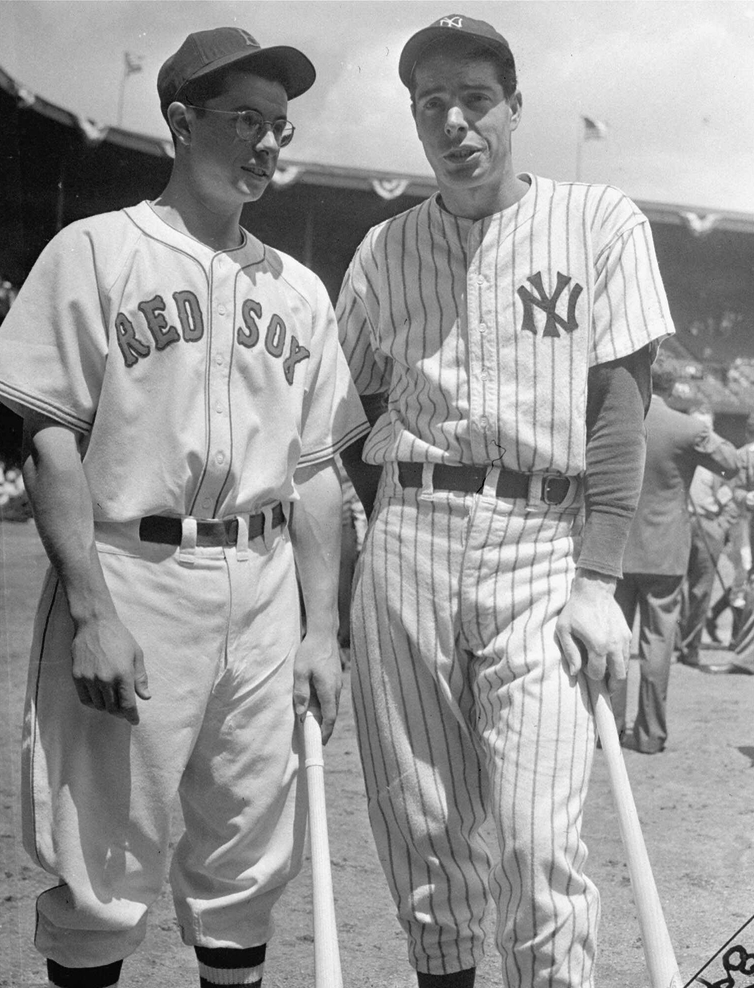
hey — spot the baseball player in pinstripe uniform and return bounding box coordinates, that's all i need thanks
[337,14,675,988]
[0,27,367,988]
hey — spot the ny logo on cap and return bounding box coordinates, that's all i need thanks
[439,16,464,28]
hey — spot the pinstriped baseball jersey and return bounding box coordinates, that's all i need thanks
[0,201,369,522]
[337,173,673,475]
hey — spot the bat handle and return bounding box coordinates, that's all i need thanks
[301,710,343,988]
[586,676,683,988]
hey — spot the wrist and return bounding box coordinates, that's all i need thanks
[302,615,338,639]
[574,567,617,593]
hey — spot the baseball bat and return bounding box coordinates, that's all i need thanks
[586,676,683,988]
[301,709,343,988]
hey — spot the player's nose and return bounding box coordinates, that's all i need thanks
[444,106,468,139]
[255,127,280,153]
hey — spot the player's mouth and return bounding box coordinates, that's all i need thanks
[443,144,483,165]
[241,162,272,180]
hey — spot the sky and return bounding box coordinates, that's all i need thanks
[1,0,753,214]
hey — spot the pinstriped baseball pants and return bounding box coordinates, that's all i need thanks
[350,471,598,986]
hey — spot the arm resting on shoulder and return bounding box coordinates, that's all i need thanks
[21,411,150,724]
[289,457,344,744]
[555,344,652,688]
[339,392,387,518]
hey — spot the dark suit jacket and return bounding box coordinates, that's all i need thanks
[622,396,739,575]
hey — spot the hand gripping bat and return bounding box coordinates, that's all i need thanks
[586,676,684,988]
[301,710,344,988]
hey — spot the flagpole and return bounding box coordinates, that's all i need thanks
[116,66,127,128]
[117,53,143,128]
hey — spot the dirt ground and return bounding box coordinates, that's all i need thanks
[2,519,753,988]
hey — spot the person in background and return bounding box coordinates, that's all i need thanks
[613,368,738,754]
[678,407,741,667]
[705,410,754,645]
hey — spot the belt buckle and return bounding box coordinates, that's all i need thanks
[224,518,239,545]
[541,474,575,507]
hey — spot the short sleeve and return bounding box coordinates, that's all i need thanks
[336,232,393,396]
[591,202,675,367]
[0,224,108,430]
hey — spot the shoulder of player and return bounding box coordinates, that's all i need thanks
[350,199,429,269]
[15,207,142,289]
[248,237,330,309]
[540,176,648,242]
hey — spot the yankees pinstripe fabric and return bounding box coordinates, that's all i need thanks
[350,477,597,982]
[337,175,673,982]
[337,174,673,474]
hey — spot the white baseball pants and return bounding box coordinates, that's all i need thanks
[350,467,598,986]
[22,518,305,969]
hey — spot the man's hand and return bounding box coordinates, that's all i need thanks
[292,632,342,745]
[555,568,630,690]
[71,614,151,725]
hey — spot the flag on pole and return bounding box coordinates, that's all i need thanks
[582,115,608,140]
[124,52,143,76]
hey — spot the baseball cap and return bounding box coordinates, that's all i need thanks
[158,27,316,112]
[399,14,513,89]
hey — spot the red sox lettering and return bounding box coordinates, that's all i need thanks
[115,290,311,384]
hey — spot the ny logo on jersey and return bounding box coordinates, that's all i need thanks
[517,272,583,339]
[439,16,464,28]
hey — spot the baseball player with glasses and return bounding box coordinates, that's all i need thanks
[337,14,675,988]
[0,26,367,988]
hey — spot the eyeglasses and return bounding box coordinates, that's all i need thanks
[184,104,295,147]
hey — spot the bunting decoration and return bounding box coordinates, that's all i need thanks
[371,178,410,200]
[76,115,109,147]
[271,164,303,188]
[680,211,721,237]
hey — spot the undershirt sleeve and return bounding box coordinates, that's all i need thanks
[577,344,653,578]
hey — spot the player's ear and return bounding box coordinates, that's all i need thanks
[167,101,193,146]
[509,91,523,131]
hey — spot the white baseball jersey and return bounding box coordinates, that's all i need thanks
[337,176,675,981]
[337,174,674,475]
[0,201,369,520]
[0,202,370,971]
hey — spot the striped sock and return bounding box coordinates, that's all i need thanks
[195,945,266,987]
[47,960,123,987]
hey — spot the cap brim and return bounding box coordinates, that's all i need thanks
[188,44,316,99]
[398,26,511,88]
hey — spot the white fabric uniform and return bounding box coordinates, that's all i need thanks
[337,175,674,982]
[0,202,369,968]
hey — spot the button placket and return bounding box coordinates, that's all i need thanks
[195,258,234,515]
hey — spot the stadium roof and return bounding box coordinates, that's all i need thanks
[3,63,754,235]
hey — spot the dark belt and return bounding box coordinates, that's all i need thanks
[397,462,575,506]
[139,502,286,547]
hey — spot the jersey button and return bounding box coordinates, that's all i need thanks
[480,416,490,431]
[215,354,224,365]
[478,322,487,334]
[218,305,227,316]
[215,402,223,414]
[202,497,212,510]
[480,369,489,381]
[216,452,225,465]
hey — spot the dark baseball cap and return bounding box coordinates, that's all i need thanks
[158,27,316,111]
[399,14,513,89]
